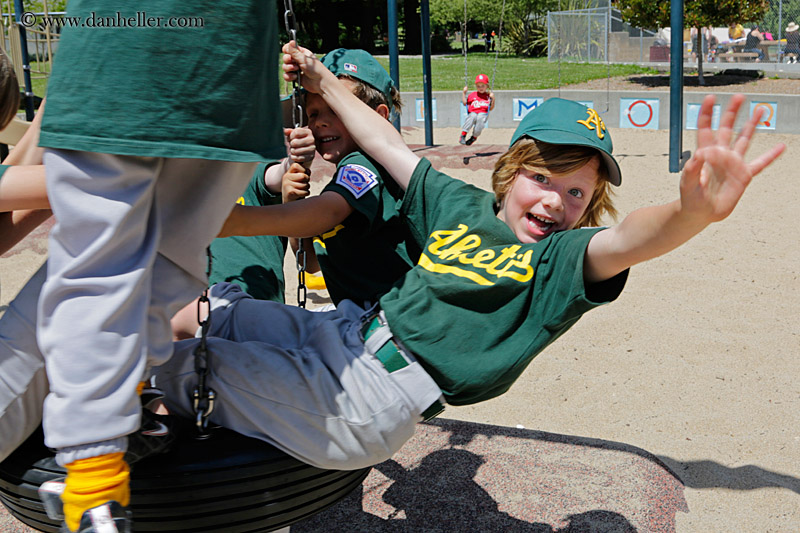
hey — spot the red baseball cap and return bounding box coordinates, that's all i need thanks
[475,74,489,84]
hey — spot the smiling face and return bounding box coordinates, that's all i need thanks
[305,81,360,164]
[497,157,600,243]
[475,82,489,94]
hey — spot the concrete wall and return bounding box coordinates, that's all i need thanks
[399,90,799,134]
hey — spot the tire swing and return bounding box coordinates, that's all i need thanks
[0,423,370,533]
[0,5,370,529]
[0,260,369,532]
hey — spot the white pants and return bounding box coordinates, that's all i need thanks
[39,150,254,465]
[155,283,443,471]
[0,265,48,462]
[462,112,488,137]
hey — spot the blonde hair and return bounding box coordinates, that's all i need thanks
[492,138,617,228]
[338,75,403,114]
[0,48,20,130]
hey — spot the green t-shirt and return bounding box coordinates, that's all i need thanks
[208,162,287,303]
[0,165,8,181]
[313,151,420,305]
[380,158,628,406]
[39,1,284,162]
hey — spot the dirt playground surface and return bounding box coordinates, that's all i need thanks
[1,120,798,531]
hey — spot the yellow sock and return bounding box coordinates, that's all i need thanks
[62,452,130,532]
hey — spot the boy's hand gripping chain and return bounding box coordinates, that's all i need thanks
[284,0,308,309]
[192,247,216,437]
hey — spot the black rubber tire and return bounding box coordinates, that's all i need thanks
[0,423,370,532]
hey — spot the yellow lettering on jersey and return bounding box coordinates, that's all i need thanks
[236,197,245,205]
[576,108,606,140]
[421,223,534,285]
[418,254,493,286]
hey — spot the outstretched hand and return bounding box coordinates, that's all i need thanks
[679,94,785,224]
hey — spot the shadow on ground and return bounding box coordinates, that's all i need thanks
[627,72,761,88]
[291,418,686,532]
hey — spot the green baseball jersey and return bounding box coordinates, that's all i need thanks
[208,162,287,303]
[0,165,8,181]
[39,1,284,162]
[313,151,420,305]
[380,158,628,405]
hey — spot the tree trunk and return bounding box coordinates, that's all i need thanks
[402,0,421,54]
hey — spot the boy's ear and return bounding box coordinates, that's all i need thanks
[376,104,390,120]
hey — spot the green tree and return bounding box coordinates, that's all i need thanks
[430,0,556,54]
[614,0,769,84]
[759,0,800,38]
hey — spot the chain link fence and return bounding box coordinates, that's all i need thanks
[548,0,800,65]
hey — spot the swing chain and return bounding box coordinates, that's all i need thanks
[192,247,216,437]
[296,245,307,308]
[284,0,308,308]
[490,0,506,92]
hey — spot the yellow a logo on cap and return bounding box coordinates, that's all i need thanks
[576,108,606,140]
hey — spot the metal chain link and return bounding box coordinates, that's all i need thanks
[284,0,308,308]
[192,247,216,437]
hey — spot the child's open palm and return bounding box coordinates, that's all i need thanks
[680,94,785,223]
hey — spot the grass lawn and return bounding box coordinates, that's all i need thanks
[372,54,656,91]
[27,55,654,100]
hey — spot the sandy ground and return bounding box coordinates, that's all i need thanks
[1,124,798,532]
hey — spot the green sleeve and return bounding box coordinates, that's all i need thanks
[0,165,9,182]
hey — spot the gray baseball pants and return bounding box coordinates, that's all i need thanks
[461,112,488,137]
[39,150,254,466]
[0,264,48,462]
[155,282,443,471]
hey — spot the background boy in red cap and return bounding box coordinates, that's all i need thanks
[460,74,495,145]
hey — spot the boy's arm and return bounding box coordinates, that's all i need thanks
[584,94,785,284]
[0,165,49,211]
[489,91,495,111]
[462,87,468,106]
[2,98,45,166]
[219,191,353,239]
[283,42,420,190]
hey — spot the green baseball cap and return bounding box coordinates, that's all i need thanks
[321,48,394,111]
[510,98,622,186]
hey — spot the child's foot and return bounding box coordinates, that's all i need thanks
[64,500,131,533]
[124,388,176,464]
[459,133,467,145]
[465,136,477,146]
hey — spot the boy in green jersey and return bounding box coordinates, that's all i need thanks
[222,49,419,306]
[152,43,784,473]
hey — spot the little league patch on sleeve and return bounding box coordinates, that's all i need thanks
[336,164,378,199]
